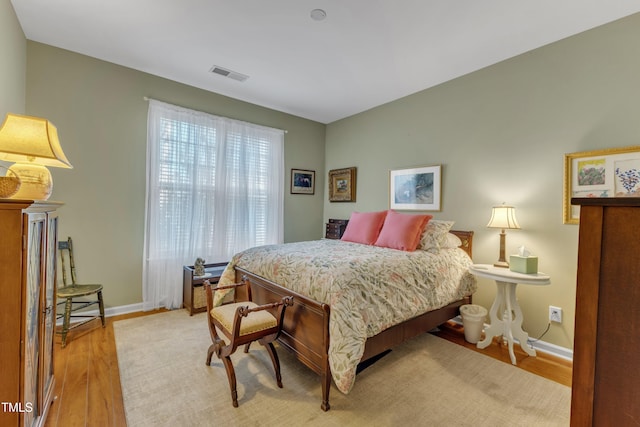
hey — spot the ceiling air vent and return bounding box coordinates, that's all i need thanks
[209,66,249,82]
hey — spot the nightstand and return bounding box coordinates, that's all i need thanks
[183,262,228,315]
[468,264,550,365]
[325,219,349,239]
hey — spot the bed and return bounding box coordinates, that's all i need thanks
[216,226,476,411]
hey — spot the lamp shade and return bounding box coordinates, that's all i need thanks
[0,113,72,200]
[0,113,72,168]
[487,205,520,230]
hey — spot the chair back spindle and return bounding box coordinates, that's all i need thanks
[58,240,70,286]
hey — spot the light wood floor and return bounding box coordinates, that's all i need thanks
[430,321,573,387]
[45,312,572,427]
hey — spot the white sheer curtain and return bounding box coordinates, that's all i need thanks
[143,100,284,310]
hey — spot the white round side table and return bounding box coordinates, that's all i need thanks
[468,264,551,365]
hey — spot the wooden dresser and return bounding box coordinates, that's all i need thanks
[570,198,640,426]
[0,200,60,427]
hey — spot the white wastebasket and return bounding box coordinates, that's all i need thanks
[460,304,488,344]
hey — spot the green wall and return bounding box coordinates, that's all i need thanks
[0,0,26,117]
[325,13,640,350]
[25,42,325,309]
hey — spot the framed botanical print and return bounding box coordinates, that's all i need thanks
[291,169,315,195]
[389,165,441,211]
[328,167,356,202]
[564,145,640,224]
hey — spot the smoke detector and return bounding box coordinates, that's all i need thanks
[310,9,326,21]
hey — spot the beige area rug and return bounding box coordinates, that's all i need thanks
[114,310,570,427]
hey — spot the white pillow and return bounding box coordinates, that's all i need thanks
[442,232,462,249]
[417,220,454,253]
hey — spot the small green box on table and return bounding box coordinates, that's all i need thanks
[509,255,538,274]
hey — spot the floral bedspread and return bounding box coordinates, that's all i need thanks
[216,239,477,394]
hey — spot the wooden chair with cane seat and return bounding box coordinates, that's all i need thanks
[204,277,293,407]
[56,237,105,347]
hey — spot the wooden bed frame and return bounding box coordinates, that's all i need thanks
[234,230,474,411]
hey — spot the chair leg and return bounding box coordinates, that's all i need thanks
[97,290,106,327]
[61,297,72,348]
[206,337,223,365]
[263,341,283,388]
[221,356,238,407]
[206,335,224,365]
[243,342,251,353]
[206,343,216,366]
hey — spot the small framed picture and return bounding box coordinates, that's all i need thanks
[291,169,315,195]
[389,165,441,211]
[328,167,357,202]
[563,145,640,224]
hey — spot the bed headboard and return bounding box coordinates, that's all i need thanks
[451,230,473,258]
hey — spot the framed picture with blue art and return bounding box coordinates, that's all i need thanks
[389,164,441,211]
[563,145,640,224]
[291,168,315,195]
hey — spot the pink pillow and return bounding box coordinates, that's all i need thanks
[341,211,388,245]
[374,210,432,251]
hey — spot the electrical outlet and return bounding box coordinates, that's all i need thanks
[549,306,562,323]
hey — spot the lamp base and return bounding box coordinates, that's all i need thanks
[493,229,509,268]
[8,162,53,201]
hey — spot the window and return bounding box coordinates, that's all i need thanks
[143,100,284,310]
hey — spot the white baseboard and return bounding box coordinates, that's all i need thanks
[105,303,145,317]
[56,302,144,326]
[451,315,573,362]
[527,338,573,361]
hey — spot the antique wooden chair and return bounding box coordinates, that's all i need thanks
[204,277,293,407]
[56,237,105,347]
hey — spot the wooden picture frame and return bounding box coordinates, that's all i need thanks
[564,145,640,224]
[291,169,315,195]
[328,167,356,202]
[389,164,442,211]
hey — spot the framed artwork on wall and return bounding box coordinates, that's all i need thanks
[328,167,357,202]
[564,145,640,224]
[291,169,315,195]
[389,164,441,211]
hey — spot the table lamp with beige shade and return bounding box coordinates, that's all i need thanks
[0,113,72,200]
[486,203,520,268]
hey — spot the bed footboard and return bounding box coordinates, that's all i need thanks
[235,267,332,411]
[235,267,470,412]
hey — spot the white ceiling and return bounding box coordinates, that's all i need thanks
[11,1,640,124]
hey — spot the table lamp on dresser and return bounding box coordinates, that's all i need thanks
[0,113,73,201]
